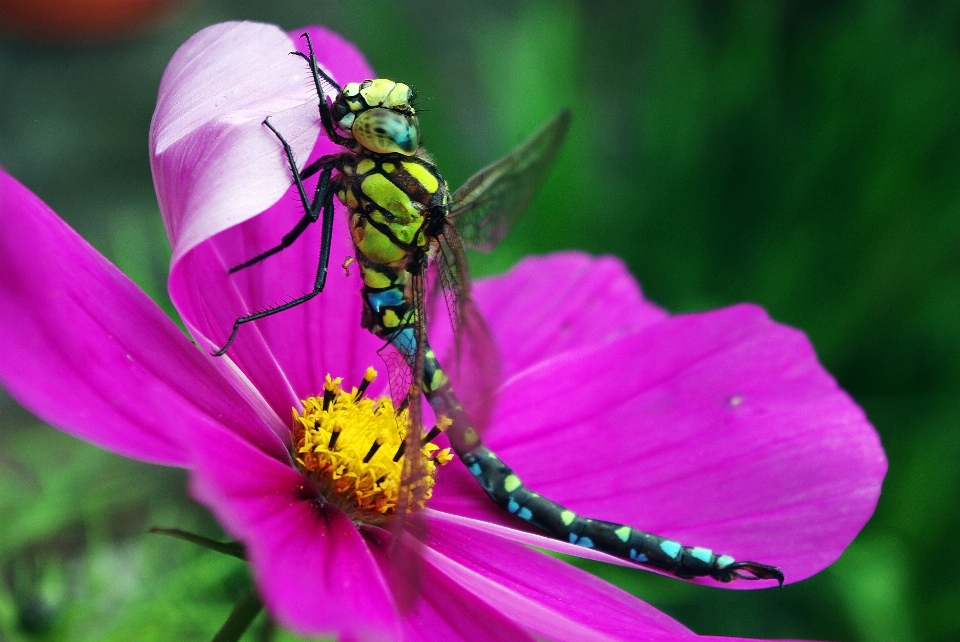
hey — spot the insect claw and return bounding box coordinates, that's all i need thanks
[729,562,785,586]
[211,332,236,357]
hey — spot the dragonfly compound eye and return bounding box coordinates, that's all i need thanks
[352,107,420,155]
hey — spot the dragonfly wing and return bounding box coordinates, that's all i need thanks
[435,219,469,334]
[386,387,427,612]
[449,295,500,436]
[384,270,430,611]
[449,109,571,252]
[377,338,414,411]
[434,223,501,435]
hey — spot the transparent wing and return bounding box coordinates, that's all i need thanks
[378,342,411,412]
[395,270,431,519]
[435,220,469,334]
[381,270,430,612]
[432,222,501,434]
[449,109,571,252]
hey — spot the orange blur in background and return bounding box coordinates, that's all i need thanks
[0,0,185,40]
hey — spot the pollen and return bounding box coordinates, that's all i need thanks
[291,369,451,525]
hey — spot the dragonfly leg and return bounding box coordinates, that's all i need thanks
[212,192,336,356]
[292,32,353,148]
[228,120,341,273]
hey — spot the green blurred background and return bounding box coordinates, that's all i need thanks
[1,1,957,640]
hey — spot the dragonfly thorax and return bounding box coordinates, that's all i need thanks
[332,79,420,155]
[338,154,450,270]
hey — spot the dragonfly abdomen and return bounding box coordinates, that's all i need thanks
[459,443,782,584]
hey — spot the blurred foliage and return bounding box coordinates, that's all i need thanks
[1,0,959,640]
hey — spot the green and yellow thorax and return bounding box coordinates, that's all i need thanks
[337,153,451,272]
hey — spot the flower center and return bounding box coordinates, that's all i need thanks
[291,368,452,525]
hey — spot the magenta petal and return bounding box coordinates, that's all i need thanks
[436,303,884,585]
[168,199,384,420]
[424,514,806,642]
[469,253,668,379]
[0,169,285,465]
[358,531,535,642]
[400,567,536,642]
[188,424,400,639]
[420,513,715,642]
[152,21,321,264]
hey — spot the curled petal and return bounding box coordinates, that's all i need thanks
[152,21,321,265]
[0,169,286,465]
[163,23,382,418]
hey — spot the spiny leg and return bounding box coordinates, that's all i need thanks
[228,121,340,274]
[213,111,346,356]
[226,28,350,277]
[293,32,353,148]
[212,192,336,356]
[228,26,353,275]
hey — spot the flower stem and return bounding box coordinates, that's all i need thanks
[212,587,262,642]
[148,527,245,559]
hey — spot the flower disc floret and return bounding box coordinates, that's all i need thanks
[292,370,451,524]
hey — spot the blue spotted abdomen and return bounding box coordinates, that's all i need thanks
[460,444,756,582]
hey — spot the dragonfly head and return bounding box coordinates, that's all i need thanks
[332,79,420,155]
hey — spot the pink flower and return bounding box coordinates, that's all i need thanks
[0,20,886,642]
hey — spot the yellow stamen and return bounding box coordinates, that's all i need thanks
[291,370,451,525]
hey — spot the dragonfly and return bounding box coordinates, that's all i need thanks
[213,33,784,586]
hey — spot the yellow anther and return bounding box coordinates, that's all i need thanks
[324,374,343,393]
[355,366,378,401]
